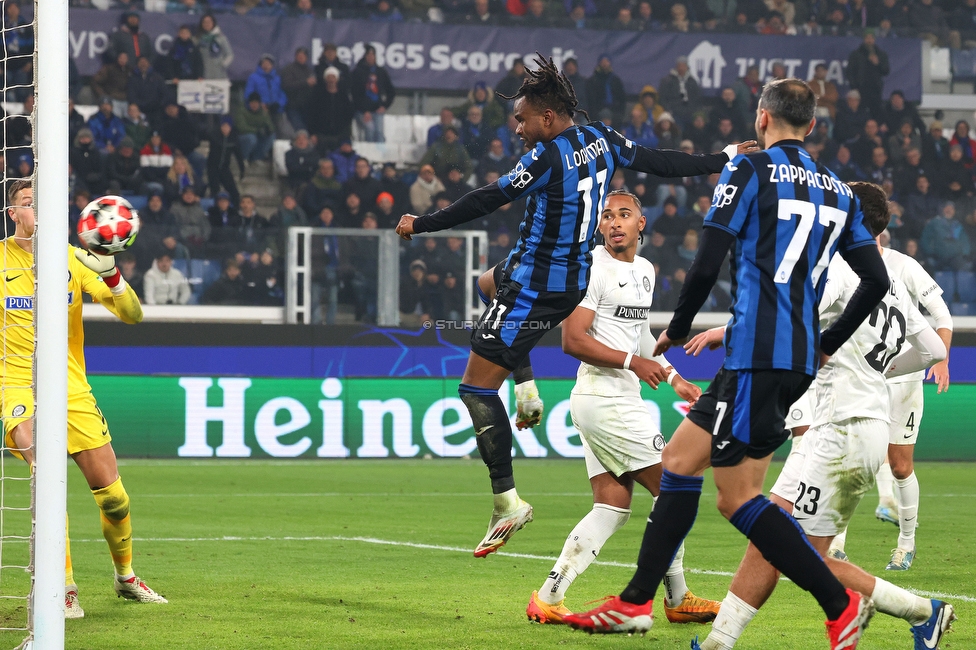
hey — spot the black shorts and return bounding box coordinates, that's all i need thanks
[687,367,813,467]
[470,277,583,372]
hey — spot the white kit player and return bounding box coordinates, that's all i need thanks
[525,191,721,626]
[687,182,954,650]
[828,230,953,571]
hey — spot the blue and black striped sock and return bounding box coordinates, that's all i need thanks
[621,470,703,605]
[459,383,515,494]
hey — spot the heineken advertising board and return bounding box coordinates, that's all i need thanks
[91,376,975,461]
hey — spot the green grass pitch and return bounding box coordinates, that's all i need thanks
[2,459,974,649]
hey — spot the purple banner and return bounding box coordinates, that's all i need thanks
[69,9,922,100]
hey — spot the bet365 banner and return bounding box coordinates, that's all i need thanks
[68,9,922,99]
[89,376,974,460]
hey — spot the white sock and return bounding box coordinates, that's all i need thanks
[872,577,932,626]
[493,488,519,515]
[876,462,896,508]
[539,503,630,605]
[701,591,758,650]
[663,541,688,607]
[894,472,919,550]
[830,527,848,554]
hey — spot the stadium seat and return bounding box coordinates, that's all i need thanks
[412,115,441,145]
[950,302,974,316]
[189,259,222,298]
[199,198,214,212]
[955,271,976,302]
[399,143,426,164]
[950,49,976,90]
[354,141,400,164]
[384,115,415,144]
[272,139,290,177]
[934,271,955,301]
[123,194,148,211]
[172,258,188,276]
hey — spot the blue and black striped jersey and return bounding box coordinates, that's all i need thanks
[706,141,876,375]
[495,122,639,292]
[412,121,731,292]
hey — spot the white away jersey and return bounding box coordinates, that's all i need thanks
[573,246,657,396]
[881,248,946,384]
[813,256,930,424]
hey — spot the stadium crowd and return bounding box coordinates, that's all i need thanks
[2,1,976,314]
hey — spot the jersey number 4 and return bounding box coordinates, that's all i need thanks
[773,199,846,286]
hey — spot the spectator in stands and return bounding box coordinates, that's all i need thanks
[922,120,950,169]
[585,55,626,126]
[302,158,343,217]
[863,145,893,186]
[487,228,511,266]
[272,192,307,252]
[910,0,948,44]
[410,163,445,214]
[370,0,404,20]
[202,259,246,305]
[670,228,701,276]
[441,166,471,202]
[349,213,379,322]
[652,197,689,240]
[683,113,710,153]
[70,128,107,194]
[478,138,515,184]
[806,63,839,120]
[350,45,395,143]
[830,145,865,181]
[888,119,922,165]
[494,59,528,112]
[307,66,354,153]
[168,0,206,14]
[421,126,472,180]
[883,90,924,136]
[91,52,131,118]
[196,14,234,80]
[638,230,673,278]
[654,112,681,150]
[428,108,458,148]
[68,98,86,145]
[4,98,31,160]
[400,259,432,326]
[922,201,971,270]
[658,56,701,129]
[207,115,244,205]
[160,234,192,268]
[373,192,398,229]
[109,12,151,65]
[234,92,275,163]
[158,24,204,83]
[292,0,315,16]
[561,58,588,112]
[284,129,318,192]
[107,137,143,194]
[895,146,929,192]
[329,139,360,184]
[123,103,152,150]
[88,97,127,154]
[311,207,340,324]
[459,105,493,161]
[313,43,350,94]
[834,89,871,144]
[708,117,738,154]
[137,193,179,264]
[140,131,173,195]
[496,112,522,157]
[848,119,884,169]
[242,248,284,305]
[943,145,976,202]
[249,0,288,17]
[207,191,244,258]
[847,32,889,120]
[949,0,976,49]
[950,120,976,169]
[439,269,465,321]
[143,251,191,305]
[280,48,316,132]
[464,0,500,24]
[245,54,287,123]
[635,0,661,29]
[239,194,278,253]
[127,56,167,124]
[623,105,658,149]
[159,101,204,177]
[454,81,506,132]
[164,153,202,204]
[378,163,410,213]
[904,175,941,240]
[117,253,144,300]
[345,158,382,209]
[172,185,210,254]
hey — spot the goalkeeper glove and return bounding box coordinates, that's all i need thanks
[74,248,127,295]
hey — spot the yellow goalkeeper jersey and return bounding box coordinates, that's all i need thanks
[0,239,143,396]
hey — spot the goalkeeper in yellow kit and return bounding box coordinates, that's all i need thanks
[1,180,166,619]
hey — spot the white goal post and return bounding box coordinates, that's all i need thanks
[30,0,69,643]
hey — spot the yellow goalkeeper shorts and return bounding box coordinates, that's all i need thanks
[3,388,112,460]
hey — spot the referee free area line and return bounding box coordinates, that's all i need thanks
[68,534,976,604]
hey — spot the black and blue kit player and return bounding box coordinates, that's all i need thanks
[395,55,757,558]
[566,79,890,650]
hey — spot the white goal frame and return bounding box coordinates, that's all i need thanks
[30,0,69,644]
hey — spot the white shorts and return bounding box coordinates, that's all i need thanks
[887,381,924,445]
[785,385,815,431]
[791,418,889,538]
[770,435,807,505]
[570,393,665,479]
